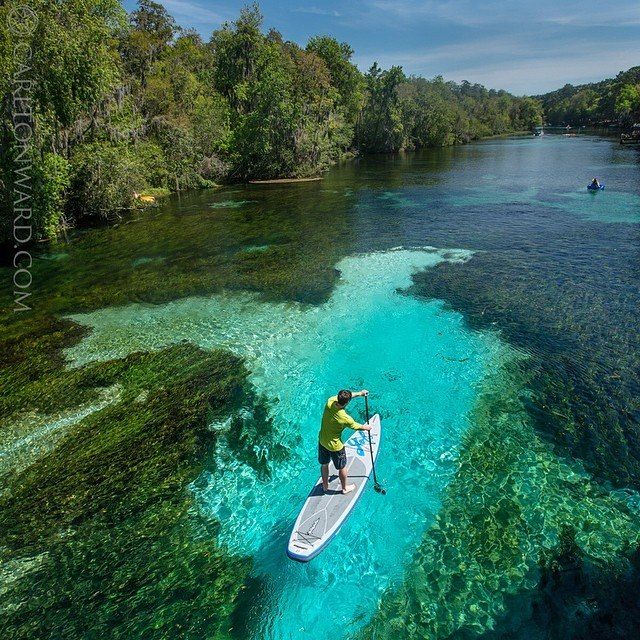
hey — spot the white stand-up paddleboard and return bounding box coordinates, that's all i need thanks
[286,414,382,562]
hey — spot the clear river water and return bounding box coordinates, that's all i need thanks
[1,135,639,640]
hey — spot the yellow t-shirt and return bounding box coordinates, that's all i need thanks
[319,395,362,451]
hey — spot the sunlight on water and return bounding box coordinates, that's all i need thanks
[546,189,640,223]
[65,247,514,639]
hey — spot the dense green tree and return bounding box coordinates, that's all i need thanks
[399,79,461,146]
[360,72,542,151]
[306,36,364,123]
[211,7,351,178]
[513,96,544,129]
[68,142,148,217]
[211,4,265,114]
[0,0,126,245]
[616,83,640,127]
[122,0,176,87]
[537,66,640,127]
[357,63,406,152]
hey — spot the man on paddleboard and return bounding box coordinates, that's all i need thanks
[319,389,371,494]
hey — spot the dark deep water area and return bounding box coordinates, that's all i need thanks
[1,135,639,639]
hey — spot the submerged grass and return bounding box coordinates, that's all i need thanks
[0,313,92,421]
[7,185,356,316]
[476,527,640,639]
[0,338,281,639]
[359,357,640,639]
[1,344,247,549]
[410,250,640,491]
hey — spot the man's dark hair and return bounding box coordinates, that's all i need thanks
[337,390,352,406]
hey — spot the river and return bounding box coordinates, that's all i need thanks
[1,135,639,639]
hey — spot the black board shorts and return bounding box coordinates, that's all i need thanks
[318,442,347,470]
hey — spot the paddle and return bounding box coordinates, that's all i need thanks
[364,393,386,494]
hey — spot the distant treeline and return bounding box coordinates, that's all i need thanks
[536,66,640,128]
[1,0,543,244]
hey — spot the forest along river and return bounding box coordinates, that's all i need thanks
[9,135,640,639]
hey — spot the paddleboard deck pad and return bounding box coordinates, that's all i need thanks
[286,414,381,562]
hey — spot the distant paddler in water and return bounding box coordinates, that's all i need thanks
[587,177,605,191]
[319,389,371,494]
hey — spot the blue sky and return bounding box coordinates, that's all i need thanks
[122,0,640,94]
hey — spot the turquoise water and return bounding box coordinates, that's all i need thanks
[544,188,640,223]
[447,183,640,223]
[4,134,640,639]
[66,248,509,638]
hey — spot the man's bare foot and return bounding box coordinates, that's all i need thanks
[341,484,356,494]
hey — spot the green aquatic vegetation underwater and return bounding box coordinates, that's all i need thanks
[0,340,279,639]
[0,314,90,420]
[208,200,257,208]
[12,187,354,315]
[476,527,640,639]
[360,360,640,639]
[410,249,640,491]
[132,255,166,267]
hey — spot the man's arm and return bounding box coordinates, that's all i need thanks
[347,418,371,431]
[347,390,371,430]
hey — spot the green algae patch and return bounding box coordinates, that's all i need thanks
[132,255,166,267]
[0,384,121,479]
[222,396,290,481]
[0,343,278,639]
[5,185,357,317]
[209,200,257,208]
[227,244,341,304]
[0,497,250,640]
[0,344,245,548]
[0,314,93,422]
[411,251,640,491]
[359,358,640,640]
[476,527,640,639]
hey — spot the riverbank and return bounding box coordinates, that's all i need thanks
[0,2,544,248]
